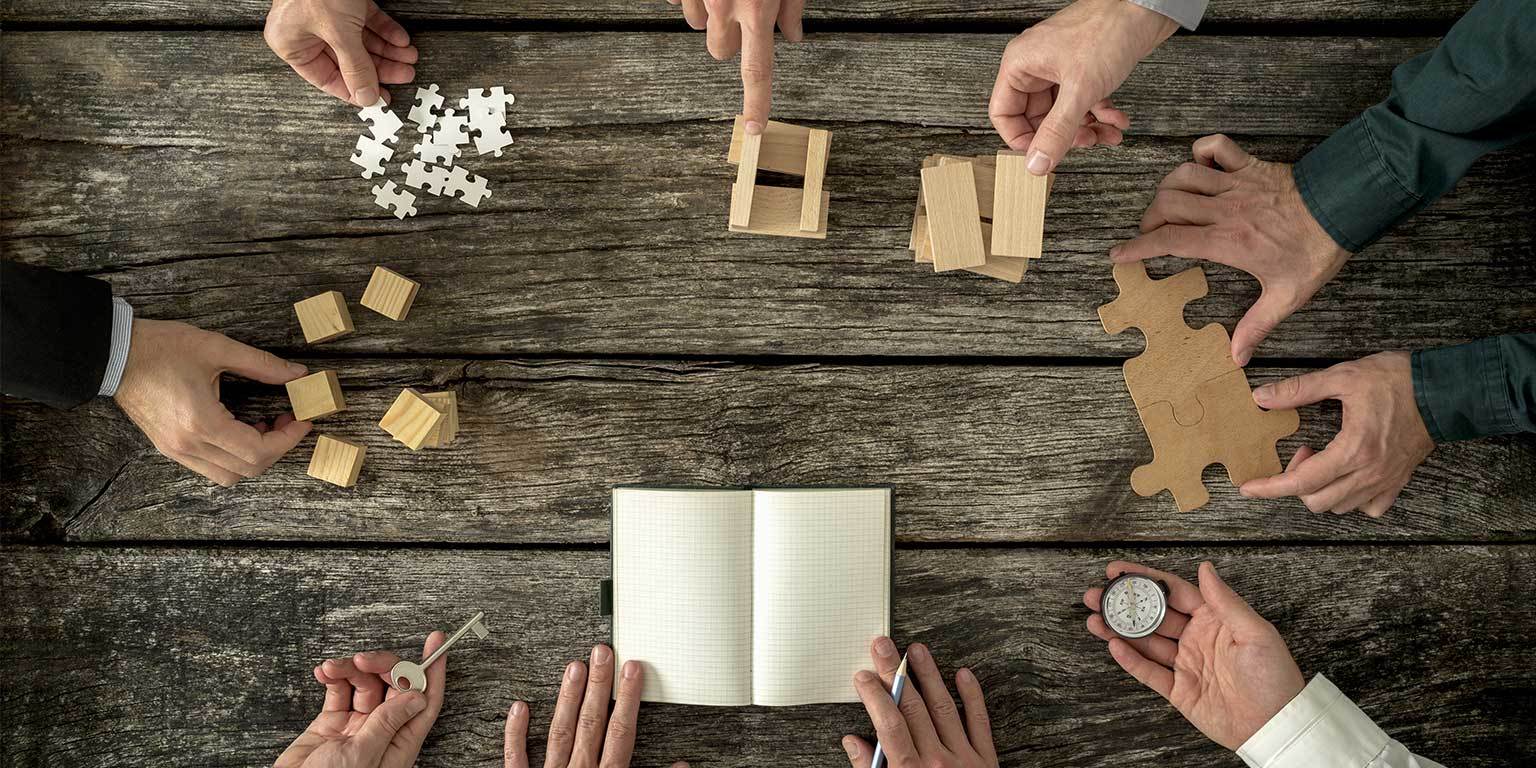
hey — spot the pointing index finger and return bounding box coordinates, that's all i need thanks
[739,17,775,132]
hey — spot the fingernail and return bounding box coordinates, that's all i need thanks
[1239,485,1254,498]
[855,670,876,684]
[745,120,764,135]
[356,87,380,107]
[565,661,581,681]
[512,700,527,717]
[623,660,640,679]
[1108,246,1121,261]
[1253,384,1273,403]
[958,667,976,684]
[873,636,897,658]
[1236,350,1252,366]
[909,643,929,663]
[1026,150,1052,175]
[404,693,427,714]
[288,361,308,377]
[842,737,859,758]
[593,644,611,664]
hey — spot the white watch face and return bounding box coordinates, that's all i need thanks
[1103,574,1167,639]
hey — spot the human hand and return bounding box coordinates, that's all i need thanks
[1084,561,1305,751]
[664,0,806,133]
[1241,352,1434,517]
[275,632,448,768]
[112,319,313,487]
[265,0,419,107]
[503,644,687,768]
[843,637,997,768]
[990,0,1175,174]
[1111,134,1353,365]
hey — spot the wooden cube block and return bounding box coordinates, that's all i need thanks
[379,387,444,450]
[286,370,346,421]
[293,290,354,344]
[421,391,459,447]
[360,266,420,321]
[307,435,366,487]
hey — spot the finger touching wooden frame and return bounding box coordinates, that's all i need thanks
[726,116,831,239]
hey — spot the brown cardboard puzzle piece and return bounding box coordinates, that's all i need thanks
[726,116,831,238]
[1130,368,1300,511]
[1099,261,1239,425]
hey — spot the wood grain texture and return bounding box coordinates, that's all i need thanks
[3,120,1530,359]
[0,0,1482,25]
[2,544,1531,766]
[3,359,1532,544]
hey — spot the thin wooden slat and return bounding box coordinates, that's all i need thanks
[3,359,1532,544]
[1,545,1530,766]
[728,186,830,239]
[0,0,1481,25]
[729,132,762,228]
[991,150,1048,258]
[921,162,987,271]
[799,129,831,232]
[728,116,814,175]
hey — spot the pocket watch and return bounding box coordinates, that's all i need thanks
[1102,572,1169,639]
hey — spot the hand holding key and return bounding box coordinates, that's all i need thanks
[391,611,489,694]
[275,632,447,768]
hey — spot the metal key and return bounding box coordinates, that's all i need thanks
[391,611,489,693]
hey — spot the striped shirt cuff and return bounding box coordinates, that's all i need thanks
[1127,0,1209,30]
[97,297,134,397]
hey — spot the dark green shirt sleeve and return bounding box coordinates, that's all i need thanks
[1292,0,1536,253]
[1413,334,1536,442]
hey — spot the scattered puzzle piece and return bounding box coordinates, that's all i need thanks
[459,86,516,118]
[352,135,394,178]
[380,387,445,450]
[293,290,354,344]
[308,435,366,487]
[401,159,453,195]
[407,84,445,133]
[441,166,491,207]
[287,370,346,421]
[359,99,404,144]
[371,181,418,219]
[413,139,460,167]
[361,265,420,320]
[472,127,514,157]
[434,109,470,147]
[1130,369,1300,511]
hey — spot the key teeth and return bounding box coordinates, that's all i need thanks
[471,621,490,639]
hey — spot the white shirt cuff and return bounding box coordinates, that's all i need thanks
[1238,675,1389,768]
[97,297,134,397]
[1127,0,1209,30]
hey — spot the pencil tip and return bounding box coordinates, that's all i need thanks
[895,655,908,676]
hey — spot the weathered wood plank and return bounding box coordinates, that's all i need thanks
[1,32,1437,139]
[4,359,1532,544]
[2,545,1531,766]
[0,0,1480,26]
[3,120,1531,360]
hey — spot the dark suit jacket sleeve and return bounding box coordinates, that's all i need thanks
[1,261,114,409]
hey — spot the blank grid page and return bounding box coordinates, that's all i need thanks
[751,488,891,706]
[613,488,755,706]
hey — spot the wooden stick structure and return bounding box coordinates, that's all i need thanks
[726,116,831,239]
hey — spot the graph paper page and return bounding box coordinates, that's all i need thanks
[612,488,755,706]
[751,488,891,706]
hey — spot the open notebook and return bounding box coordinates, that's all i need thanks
[607,487,892,706]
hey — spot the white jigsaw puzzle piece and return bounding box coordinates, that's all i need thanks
[400,159,453,195]
[434,108,471,148]
[351,135,394,178]
[472,128,514,157]
[441,166,492,208]
[413,136,461,167]
[458,87,516,118]
[407,84,445,133]
[371,180,418,219]
[358,99,404,144]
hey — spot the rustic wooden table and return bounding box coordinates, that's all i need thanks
[3,1,1535,765]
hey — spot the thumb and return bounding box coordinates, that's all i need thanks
[1230,290,1293,366]
[1197,562,1262,626]
[212,334,307,384]
[325,28,381,107]
[1025,87,1093,175]
[354,692,429,762]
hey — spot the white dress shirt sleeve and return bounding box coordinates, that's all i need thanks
[1127,0,1209,30]
[97,296,134,397]
[1238,675,1448,768]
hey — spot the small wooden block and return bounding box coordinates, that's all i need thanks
[937,155,996,219]
[420,391,459,447]
[379,387,445,450]
[293,291,353,344]
[919,163,987,271]
[727,116,814,175]
[799,129,831,232]
[915,218,1027,282]
[360,266,420,321]
[730,133,762,229]
[991,150,1049,258]
[286,370,346,421]
[727,186,830,239]
[307,435,366,487]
